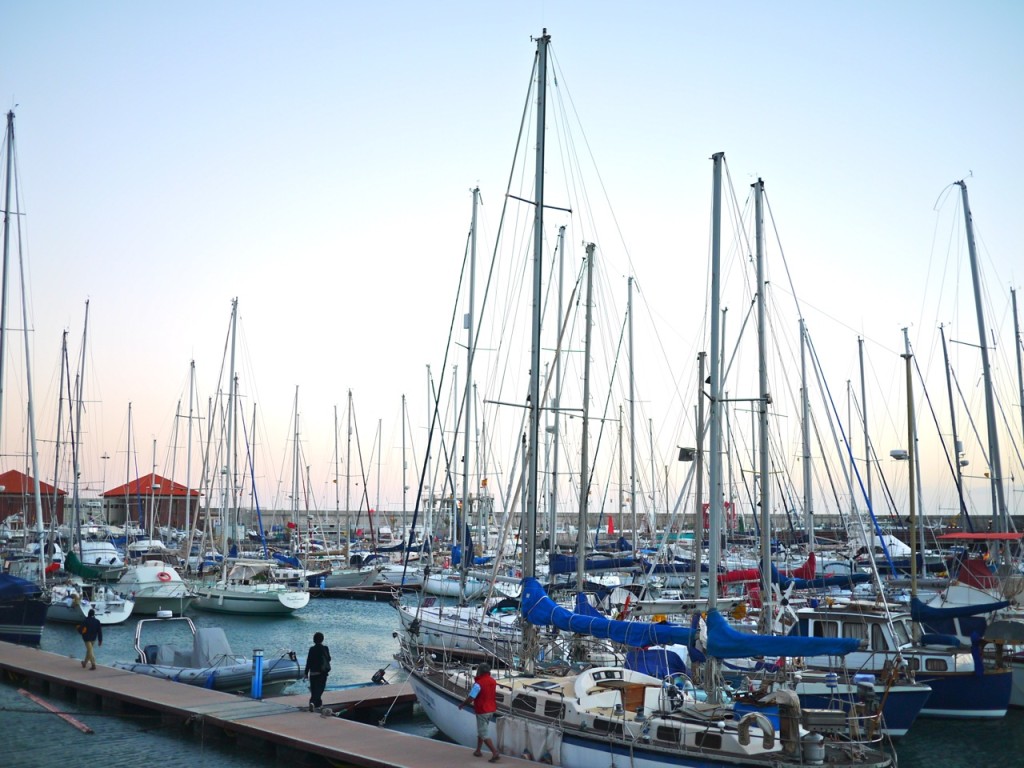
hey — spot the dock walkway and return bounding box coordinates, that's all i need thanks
[0,641,529,767]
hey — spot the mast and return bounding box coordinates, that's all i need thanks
[401,395,408,545]
[693,351,706,600]
[575,243,596,589]
[0,112,15,441]
[1014,288,1024,449]
[525,28,550,582]
[334,404,340,547]
[628,276,637,547]
[753,178,772,627]
[185,361,196,543]
[549,224,566,569]
[346,388,353,548]
[460,187,479,597]
[958,180,1009,531]
[903,328,927,558]
[903,348,919,639]
[707,151,724,612]
[858,337,873,554]
[222,298,238,560]
[939,324,970,529]
[800,320,815,551]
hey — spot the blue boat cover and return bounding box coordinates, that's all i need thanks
[625,647,688,678]
[273,552,301,568]
[521,577,691,647]
[705,608,860,658]
[771,564,870,590]
[909,596,1010,621]
[549,553,638,575]
[0,573,42,599]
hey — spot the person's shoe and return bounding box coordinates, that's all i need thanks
[90,665,97,670]
[473,752,482,757]
[489,756,500,763]
[81,660,87,668]
[309,703,315,712]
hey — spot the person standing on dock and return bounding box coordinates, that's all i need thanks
[77,609,102,670]
[303,631,331,711]
[458,662,500,762]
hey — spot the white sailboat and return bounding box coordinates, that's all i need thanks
[190,300,309,616]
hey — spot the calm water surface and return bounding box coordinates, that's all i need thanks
[2,595,1020,767]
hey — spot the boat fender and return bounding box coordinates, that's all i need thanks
[737,711,775,749]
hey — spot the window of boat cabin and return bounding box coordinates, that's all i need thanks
[925,658,948,672]
[544,700,565,719]
[871,623,888,650]
[813,620,839,638]
[656,725,681,743]
[593,718,624,736]
[512,694,537,713]
[695,732,723,749]
[843,622,868,641]
[893,620,912,646]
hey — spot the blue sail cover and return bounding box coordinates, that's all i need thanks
[910,596,1010,621]
[549,553,638,575]
[0,573,42,600]
[273,552,301,568]
[521,577,692,647]
[771,564,870,590]
[705,608,860,658]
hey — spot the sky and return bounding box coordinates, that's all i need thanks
[1,2,1022,528]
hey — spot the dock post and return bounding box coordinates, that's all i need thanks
[251,648,264,699]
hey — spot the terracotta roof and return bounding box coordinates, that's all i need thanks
[103,473,200,498]
[0,469,66,496]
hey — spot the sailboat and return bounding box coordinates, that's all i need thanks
[190,300,309,616]
[401,32,894,768]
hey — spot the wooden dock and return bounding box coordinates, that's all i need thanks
[0,641,529,767]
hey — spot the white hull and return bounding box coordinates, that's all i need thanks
[191,584,310,615]
[423,571,489,600]
[118,562,196,615]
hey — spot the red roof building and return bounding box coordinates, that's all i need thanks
[0,469,67,526]
[103,473,200,529]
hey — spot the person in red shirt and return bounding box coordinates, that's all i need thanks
[458,662,500,761]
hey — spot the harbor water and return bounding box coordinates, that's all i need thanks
[1,595,1022,767]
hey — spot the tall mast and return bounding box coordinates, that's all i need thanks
[0,111,15,440]
[334,404,340,547]
[185,361,196,542]
[800,319,814,551]
[461,187,479,597]
[693,351,706,600]
[401,394,408,542]
[223,298,238,559]
[903,328,927,558]
[903,348,919,631]
[346,388,353,548]
[575,243,596,588]
[548,224,566,567]
[628,276,637,546]
[1013,288,1024,449]
[753,178,772,628]
[858,337,873,553]
[958,180,1008,530]
[706,151,724,612]
[939,324,969,529]
[525,28,550,582]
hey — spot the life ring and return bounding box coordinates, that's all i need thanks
[157,571,172,582]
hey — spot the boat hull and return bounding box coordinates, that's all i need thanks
[191,586,310,615]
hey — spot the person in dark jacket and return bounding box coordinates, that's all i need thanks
[303,631,332,711]
[78,608,103,670]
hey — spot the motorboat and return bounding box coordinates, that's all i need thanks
[111,611,302,695]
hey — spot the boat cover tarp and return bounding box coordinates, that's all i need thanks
[705,608,860,658]
[549,553,637,575]
[272,552,301,568]
[64,551,105,580]
[0,573,42,599]
[193,626,233,667]
[625,645,689,678]
[910,596,1010,621]
[772,564,870,590]
[521,577,691,646]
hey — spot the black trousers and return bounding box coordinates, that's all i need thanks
[309,673,328,707]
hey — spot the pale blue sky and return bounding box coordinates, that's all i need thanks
[1,2,1022,522]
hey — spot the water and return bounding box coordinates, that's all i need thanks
[3,597,1021,767]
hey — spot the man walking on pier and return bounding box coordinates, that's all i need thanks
[458,662,500,762]
[78,609,102,670]
[303,631,332,711]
